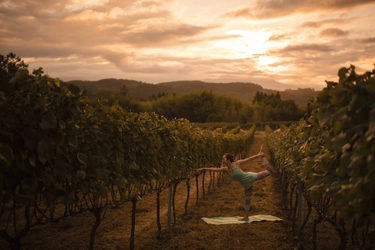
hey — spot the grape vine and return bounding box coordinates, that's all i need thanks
[0,68,255,249]
[267,65,375,249]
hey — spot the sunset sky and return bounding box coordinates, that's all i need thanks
[1,0,374,90]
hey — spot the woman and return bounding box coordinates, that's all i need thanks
[195,145,273,221]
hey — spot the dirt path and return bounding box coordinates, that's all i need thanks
[134,131,296,250]
[19,131,297,250]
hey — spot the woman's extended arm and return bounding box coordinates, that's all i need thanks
[235,152,264,165]
[235,144,265,165]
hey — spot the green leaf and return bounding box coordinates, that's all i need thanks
[338,67,348,82]
[54,78,61,87]
[369,107,375,130]
[40,110,57,129]
[24,128,38,149]
[29,154,36,167]
[9,68,29,83]
[331,133,346,152]
[59,120,66,129]
[76,170,87,180]
[317,108,332,127]
[337,152,350,177]
[77,152,88,166]
[366,79,375,93]
[309,184,325,201]
[42,173,55,187]
[68,135,77,148]
[80,181,90,195]
[98,185,108,197]
[0,145,14,166]
[37,141,49,164]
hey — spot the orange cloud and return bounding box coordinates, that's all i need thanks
[221,0,374,19]
[320,28,349,37]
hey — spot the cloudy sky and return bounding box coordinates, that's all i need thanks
[1,0,374,90]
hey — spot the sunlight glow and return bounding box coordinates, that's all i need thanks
[225,30,270,55]
[216,29,289,73]
[257,56,279,67]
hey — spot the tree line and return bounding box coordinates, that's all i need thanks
[1,52,311,124]
[88,86,310,124]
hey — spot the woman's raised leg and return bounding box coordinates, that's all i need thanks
[257,158,273,180]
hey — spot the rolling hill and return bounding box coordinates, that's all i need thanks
[66,79,320,106]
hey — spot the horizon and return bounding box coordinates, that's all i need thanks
[66,77,321,92]
[1,0,374,91]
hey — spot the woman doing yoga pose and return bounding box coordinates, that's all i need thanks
[195,145,273,221]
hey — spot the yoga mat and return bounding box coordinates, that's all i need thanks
[201,215,282,225]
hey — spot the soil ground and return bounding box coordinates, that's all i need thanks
[3,131,347,250]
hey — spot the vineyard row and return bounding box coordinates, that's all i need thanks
[0,68,255,249]
[266,66,375,250]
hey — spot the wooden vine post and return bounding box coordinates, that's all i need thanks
[172,180,179,225]
[167,183,172,231]
[184,178,190,214]
[195,174,199,205]
[201,172,206,198]
[297,180,303,239]
[129,196,137,250]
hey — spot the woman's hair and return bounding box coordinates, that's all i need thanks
[224,153,234,162]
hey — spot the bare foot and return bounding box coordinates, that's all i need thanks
[239,217,249,221]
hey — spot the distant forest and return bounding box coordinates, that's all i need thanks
[67,78,319,106]
[68,79,319,124]
[1,52,320,124]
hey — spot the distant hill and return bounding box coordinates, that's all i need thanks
[66,79,320,106]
